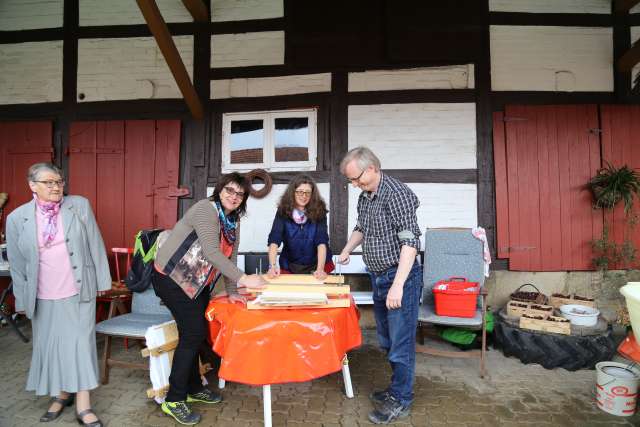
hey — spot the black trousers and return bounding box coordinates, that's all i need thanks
[152,270,211,402]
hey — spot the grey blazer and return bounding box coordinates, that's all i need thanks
[5,195,112,319]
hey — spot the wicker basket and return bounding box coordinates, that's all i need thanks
[510,283,548,305]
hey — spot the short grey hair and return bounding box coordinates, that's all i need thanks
[27,163,64,183]
[339,146,381,174]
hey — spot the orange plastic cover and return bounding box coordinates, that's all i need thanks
[206,296,362,386]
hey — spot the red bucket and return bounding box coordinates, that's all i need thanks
[432,277,479,318]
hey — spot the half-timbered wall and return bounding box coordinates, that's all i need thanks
[2,0,640,274]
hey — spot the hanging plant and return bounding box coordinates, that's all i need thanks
[589,162,640,213]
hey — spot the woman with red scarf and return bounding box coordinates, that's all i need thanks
[6,163,111,427]
[153,172,266,425]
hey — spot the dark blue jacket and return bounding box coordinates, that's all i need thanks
[267,213,332,270]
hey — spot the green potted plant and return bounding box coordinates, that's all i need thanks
[589,162,640,213]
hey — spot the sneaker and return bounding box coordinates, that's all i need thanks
[368,395,411,424]
[369,389,391,407]
[187,388,223,404]
[161,401,201,425]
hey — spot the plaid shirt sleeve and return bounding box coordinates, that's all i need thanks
[354,194,364,233]
[388,190,421,251]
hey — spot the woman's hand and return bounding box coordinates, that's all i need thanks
[238,274,267,289]
[266,265,280,279]
[228,293,247,305]
[313,270,328,280]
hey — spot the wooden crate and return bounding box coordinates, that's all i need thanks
[549,294,596,309]
[252,284,350,296]
[519,314,571,335]
[506,300,554,318]
[262,273,345,285]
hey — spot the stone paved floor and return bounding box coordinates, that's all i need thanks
[1,324,639,427]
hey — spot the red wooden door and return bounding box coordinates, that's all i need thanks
[494,105,602,271]
[600,105,640,269]
[0,121,53,235]
[69,120,182,252]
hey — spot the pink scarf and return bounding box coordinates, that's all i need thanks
[34,194,62,247]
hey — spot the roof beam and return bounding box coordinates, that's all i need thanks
[136,0,204,119]
[618,39,640,72]
[615,0,640,13]
[181,0,209,22]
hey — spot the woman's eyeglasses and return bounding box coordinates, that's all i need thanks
[295,190,312,197]
[35,179,65,188]
[223,186,245,199]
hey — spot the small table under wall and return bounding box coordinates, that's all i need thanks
[0,268,29,343]
[206,296,362,427]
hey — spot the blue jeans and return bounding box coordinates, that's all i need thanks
[369,261,422,406]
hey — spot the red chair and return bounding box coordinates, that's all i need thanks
[96,248,134,323]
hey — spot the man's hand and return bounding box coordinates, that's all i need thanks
[386,283,403,310]
[337,250,350,265]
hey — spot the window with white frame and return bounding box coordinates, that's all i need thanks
[221,108,317,172]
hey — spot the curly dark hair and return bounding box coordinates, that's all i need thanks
[209,172,251,218]
[277,174,327,222]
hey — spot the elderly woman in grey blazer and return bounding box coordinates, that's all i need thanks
[6,163,111,427]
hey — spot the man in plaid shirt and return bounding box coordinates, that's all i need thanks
[338,146,422,424]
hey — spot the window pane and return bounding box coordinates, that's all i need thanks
[230,120,264,164]
[274,117,309,162]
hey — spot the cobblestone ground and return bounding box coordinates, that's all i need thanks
[1,325,639,427]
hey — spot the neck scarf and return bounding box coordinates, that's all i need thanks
[292,208,307,225]
[215,200,237,243]
[34,194,62,247]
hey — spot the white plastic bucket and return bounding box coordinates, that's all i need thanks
[559,304,599,326]
[621,283,640,334]
[595,361,640,416]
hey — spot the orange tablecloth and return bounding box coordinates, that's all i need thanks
[205,296,362,386]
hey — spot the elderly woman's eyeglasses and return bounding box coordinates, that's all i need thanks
[34,179,65,188]
[223,186,245,199]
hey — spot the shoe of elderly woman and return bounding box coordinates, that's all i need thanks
[76,409,103,427]
[40,394,74,422]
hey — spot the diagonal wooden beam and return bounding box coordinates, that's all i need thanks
[617,39,640,72]
[615,0,640,13]
[181,0,209,22]
[136,0,204,119]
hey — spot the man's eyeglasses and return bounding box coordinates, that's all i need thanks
[34,179,65,188]
[223,186,245,199]
[346,169,366,183]
[295,190,312,197]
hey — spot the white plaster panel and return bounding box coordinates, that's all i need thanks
[348,103,477,169]
[211,31,284,68]
[348,65,475,92]
[209,183,331,252]
[212,0,283,22]
[633,4,640,14]
[80,0,191,26]
[490,26,613,92]
[77,37,193,101]
[347,183,478,252]
[0,41,63,104]
[211,73,331,99]
[0,0,63,30]
[489,0,610,13]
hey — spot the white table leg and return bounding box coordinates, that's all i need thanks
[218,378,226,389]
[263,385,272,427]
[342,355,354,398]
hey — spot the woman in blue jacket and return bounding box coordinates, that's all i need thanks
[267,174,334,280]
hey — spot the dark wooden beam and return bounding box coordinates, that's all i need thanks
[615,0,640,13]
[617,39,640,73]
[181,0,209,22]
[136,0,204,120]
